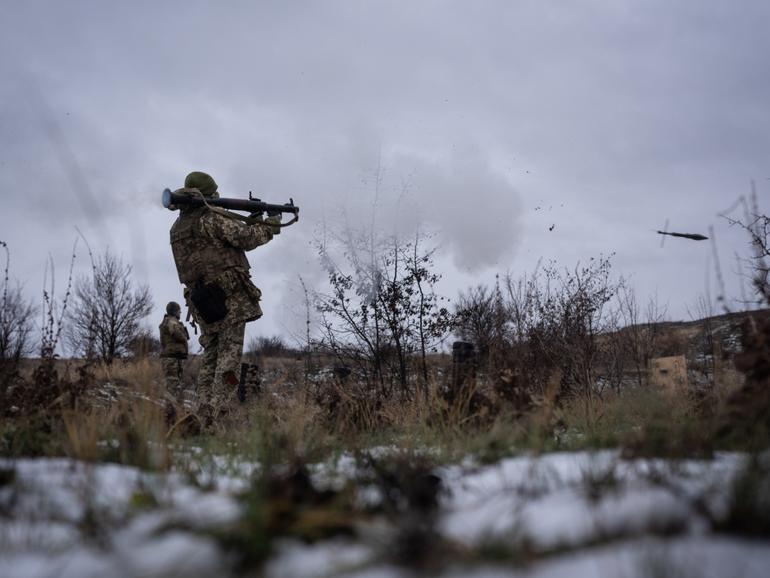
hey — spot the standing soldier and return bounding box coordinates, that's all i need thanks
[159,301,189,400]
[169,171,281,412]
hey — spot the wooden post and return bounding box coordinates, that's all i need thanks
[452,341,476,392]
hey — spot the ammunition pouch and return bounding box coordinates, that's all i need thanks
[190,280,228,324]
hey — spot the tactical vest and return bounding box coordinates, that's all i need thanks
[170,208,250,285]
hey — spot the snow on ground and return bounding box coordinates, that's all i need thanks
[439,451,744,547]
[439,537,770,578]
[1,450,768,578]
[0,458,239,578]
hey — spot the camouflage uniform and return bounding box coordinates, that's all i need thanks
[159,307,189,399]
[169,175,276,407]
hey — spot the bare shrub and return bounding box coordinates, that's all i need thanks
[27,245,80,408]
[315,228,451,395]
[40,248,76,359]
[127,328,161,359]
[454,283,506,363]
[716,187,770,444]
[614,287,668,387]
[246,335,297,358]
[521,257,621,408]
[684,293,734,393]
[454,256,623,421]
[67,250,153,364]
[0,241,36,387]
[2,243,86,450]
[725,184,769,305]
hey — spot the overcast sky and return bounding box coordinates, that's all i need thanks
[1,0,768,352]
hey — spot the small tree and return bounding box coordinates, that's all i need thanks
[315,228,451,394]
[67,251,153,364]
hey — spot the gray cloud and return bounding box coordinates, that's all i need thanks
[1,0,768,347]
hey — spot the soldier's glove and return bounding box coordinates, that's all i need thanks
[265,213,281,235]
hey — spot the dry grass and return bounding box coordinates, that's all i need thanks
[90,357,162,385]
[61,407,113,462]
[0,349,760,468]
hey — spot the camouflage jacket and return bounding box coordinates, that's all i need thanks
[159,315,189,358]
[170,207,275,332]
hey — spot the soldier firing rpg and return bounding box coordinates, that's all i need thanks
[163,171,299,420]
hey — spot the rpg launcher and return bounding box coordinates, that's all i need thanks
[162,188,299,227]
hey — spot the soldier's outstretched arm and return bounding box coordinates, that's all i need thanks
[201,212,275,251]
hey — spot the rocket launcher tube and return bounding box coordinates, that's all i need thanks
[162,188,299,217]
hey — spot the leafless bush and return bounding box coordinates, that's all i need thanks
[750,215,770,304]
[721,183,769,307]
[454,256,623,417]
[4,243,81,416]
[686,294,720,386]
[454,283,506,363]
[127,328,161,359]
[315,228,451,395]
[717,185,770,443]
[614,287,668,388]
[740,190,769,305]
[246,335,298,358]
[521,257,620,403]
[67,250,153,364]
[0,241,36,387]
[39,247,76,361]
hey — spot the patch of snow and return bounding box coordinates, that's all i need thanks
[265,539,373,578]
[0,457,239,578]
[1,450,768,578]
[440,451,747,548]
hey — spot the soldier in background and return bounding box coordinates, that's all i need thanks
[169,171,280,412]
[159,301,189,400]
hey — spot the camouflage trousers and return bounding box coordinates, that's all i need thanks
[161,358,185,400]
[196,321,246,407]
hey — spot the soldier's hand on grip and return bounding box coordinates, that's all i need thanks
[265,214,281,235]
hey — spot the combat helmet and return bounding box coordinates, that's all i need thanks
[166,301,181,317]
[184,171,219,198]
